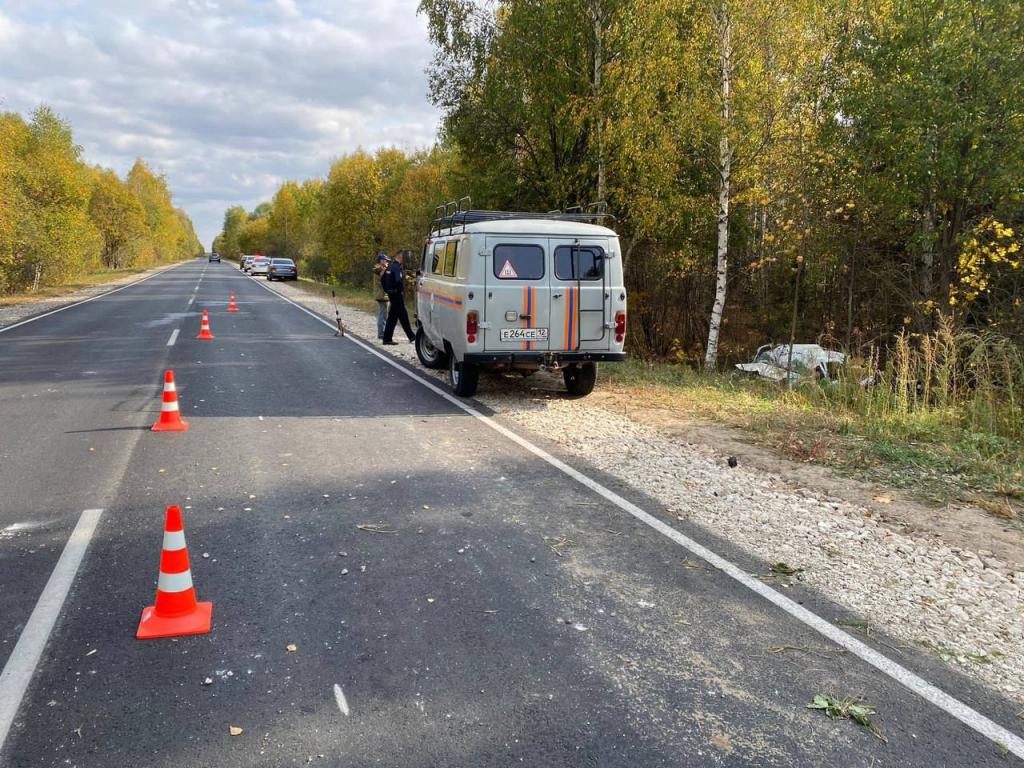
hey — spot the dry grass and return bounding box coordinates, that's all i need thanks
[605,322,1024,512]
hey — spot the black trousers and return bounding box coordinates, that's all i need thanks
[383,291,414,342]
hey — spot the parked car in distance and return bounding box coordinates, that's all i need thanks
[249,257,272,276]
[241,255,255,272]
[267,258,297,281]
[208,252,221,263]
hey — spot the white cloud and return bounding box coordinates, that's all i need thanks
[0,0,441,246]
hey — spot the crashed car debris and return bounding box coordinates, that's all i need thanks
[735,344,846,384]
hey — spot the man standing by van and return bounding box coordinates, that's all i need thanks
[381,250,415,345]
[372,252,389,339]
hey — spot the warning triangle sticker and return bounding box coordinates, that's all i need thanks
[498,260,519,279]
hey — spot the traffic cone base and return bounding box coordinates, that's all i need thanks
[151,417,189,433]
[137,601,212,639]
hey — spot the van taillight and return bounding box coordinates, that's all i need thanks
[466,311,478,343]
[614,311,626,343]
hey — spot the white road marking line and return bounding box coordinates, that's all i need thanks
[167,329,180,346]
[253,278,1024,757]
[333,684,350,716]
[0,265,185,335]
[0,509,103,752]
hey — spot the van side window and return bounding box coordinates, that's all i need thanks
[443,240,459,277]
[431,241,445,273]
[554,246,604,281]
[493,244,544,280]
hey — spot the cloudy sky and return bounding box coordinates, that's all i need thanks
[0,0,442,247]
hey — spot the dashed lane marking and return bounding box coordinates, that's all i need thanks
[0,509,104,753]
[253,278,1024,759]
[167,329,180,347]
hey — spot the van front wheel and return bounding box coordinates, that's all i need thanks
[416,328,448,369]
[563,362,597,396]
[449,354,479,397]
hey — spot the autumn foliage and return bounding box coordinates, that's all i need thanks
[0,106,202,294]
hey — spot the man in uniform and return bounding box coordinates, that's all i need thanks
[372,252,389,339]
[381,250,415,345]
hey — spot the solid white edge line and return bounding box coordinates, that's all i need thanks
[0,263,187,335]
[167,329,180,347]
[333,683,350,716]
[0,509,103,752]
[253,278,1024,757]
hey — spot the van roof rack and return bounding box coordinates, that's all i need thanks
[429,198,614,236]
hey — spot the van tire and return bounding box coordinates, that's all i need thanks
[416,328,448,369]
[449,353,479,397]
[563,363,597,396]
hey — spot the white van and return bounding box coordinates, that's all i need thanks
[414,205,627,397]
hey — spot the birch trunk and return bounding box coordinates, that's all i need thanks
[704,2,732,373]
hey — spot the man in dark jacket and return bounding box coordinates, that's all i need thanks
[381,250,415,345]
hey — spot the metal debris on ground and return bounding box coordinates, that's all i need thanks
[806,694,886,742]
[356,523,398,534]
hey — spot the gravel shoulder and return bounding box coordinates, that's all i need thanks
[263,275,1024,708]
[0,262,184,330]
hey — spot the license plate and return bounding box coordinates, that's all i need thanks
[500,328,548,342]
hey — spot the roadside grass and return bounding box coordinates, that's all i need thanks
[0,266,155,305]
[603,358,1024,513]
[288,277,379,315]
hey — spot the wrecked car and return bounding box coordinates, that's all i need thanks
[735,344,846,384]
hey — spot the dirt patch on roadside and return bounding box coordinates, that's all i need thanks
[591,388,1024,572]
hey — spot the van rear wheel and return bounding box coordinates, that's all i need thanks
[449,354,479,397]
[563,362,597,396]
[416,328,448,369]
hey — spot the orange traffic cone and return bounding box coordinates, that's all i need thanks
[196,309,215,339]
[137,505,213,639]
[151,370,189,432]
[227,293,239,312]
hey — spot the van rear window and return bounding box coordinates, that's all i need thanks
[493,244,544,280]
[554,246,604,281]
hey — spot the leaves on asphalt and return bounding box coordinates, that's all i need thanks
[806,694,886,741]
[229,726,243,736]
[769,562,803,576]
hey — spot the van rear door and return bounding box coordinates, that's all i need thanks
[547,238,611,352]
[483,238,550,352]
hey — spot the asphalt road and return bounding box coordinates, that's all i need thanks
[0,259,1021,767]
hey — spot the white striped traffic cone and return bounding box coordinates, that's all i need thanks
[196,309,215,340]
[137,505,213,639]
[151,370,189,432]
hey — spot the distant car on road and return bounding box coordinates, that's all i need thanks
[208,252,221,263]
[267,258,298,281]
[249,257,272,276]
[241,255,256,272]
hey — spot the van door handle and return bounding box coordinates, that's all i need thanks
[552,293,563,299]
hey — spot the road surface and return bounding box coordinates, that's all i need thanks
[0,260,1021,767]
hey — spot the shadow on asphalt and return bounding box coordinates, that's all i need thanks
[5,463,1020,768]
